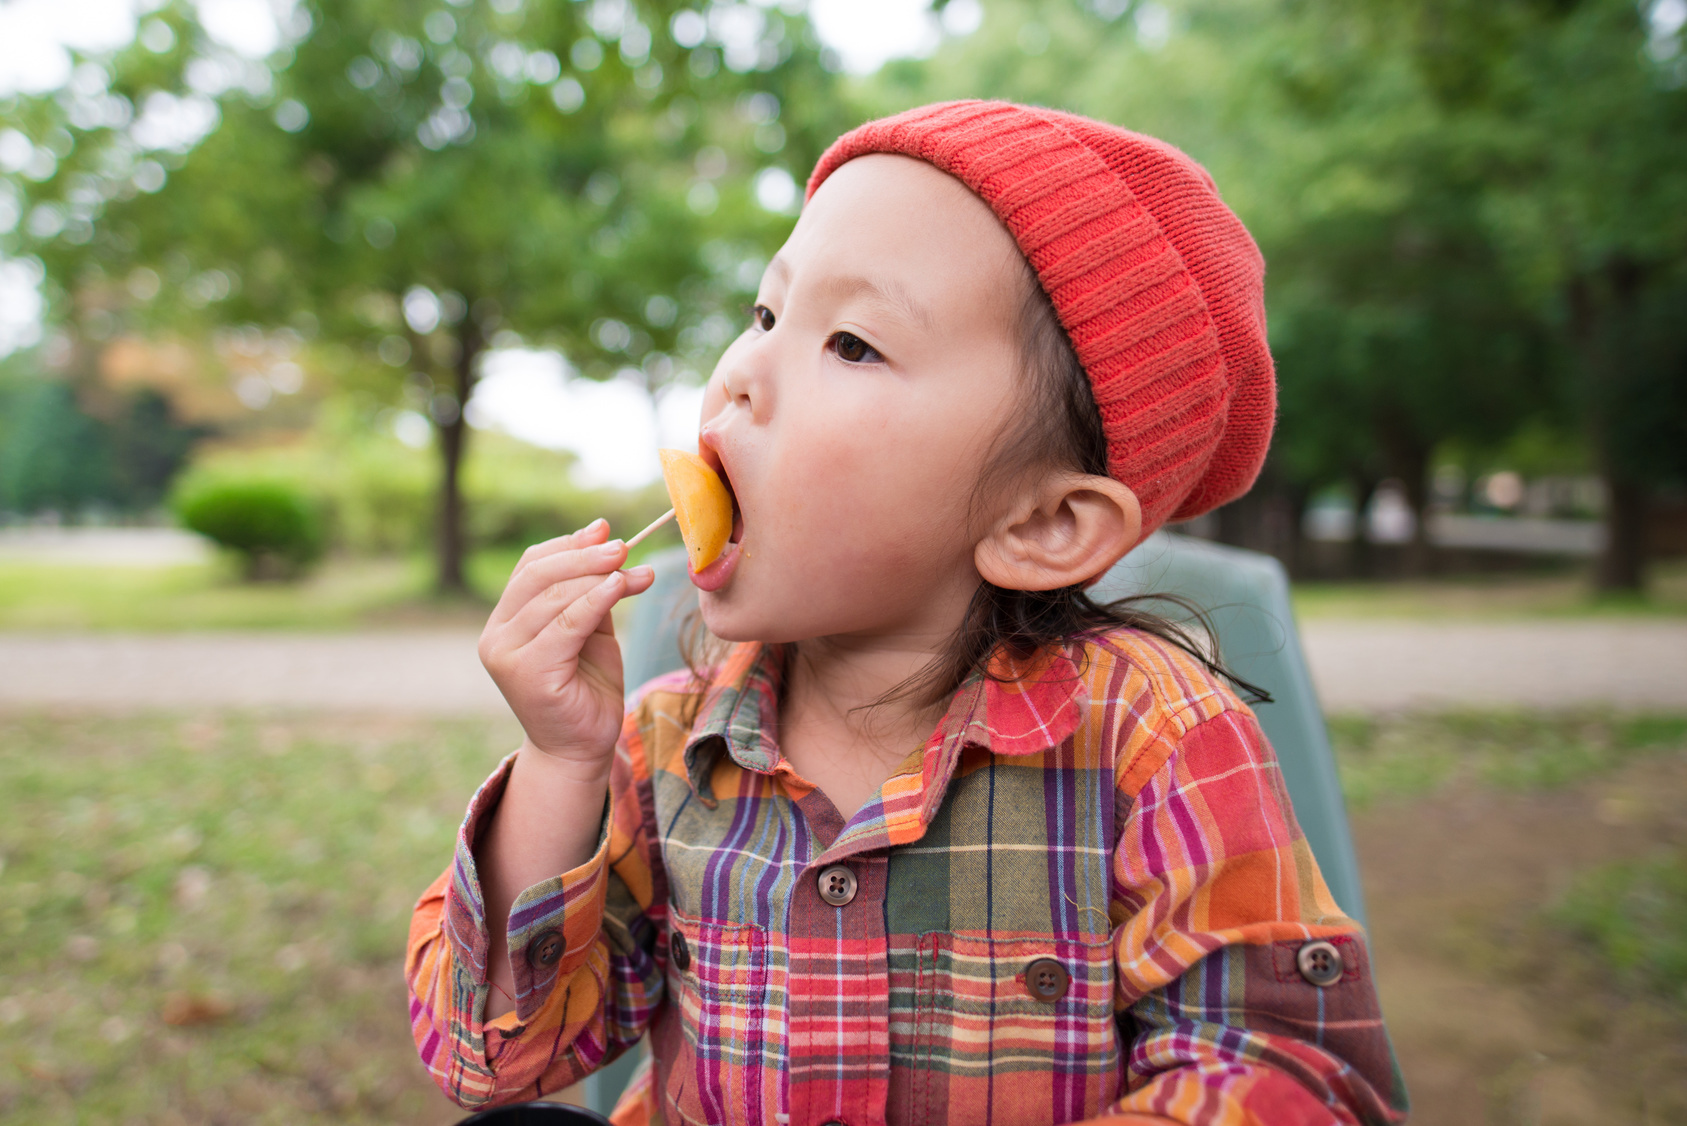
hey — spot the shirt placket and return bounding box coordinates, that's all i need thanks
[682,645,992,1126]
[786,845,891,1126]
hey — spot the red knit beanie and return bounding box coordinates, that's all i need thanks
[807,100,1275,540]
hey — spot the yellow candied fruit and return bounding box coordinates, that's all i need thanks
[658,449,733,573]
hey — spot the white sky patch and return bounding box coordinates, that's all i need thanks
[0,258,46,356]
[0,0,147,96]
[810,0,942,74]
[469,349,708,489]
[195,0,284,57]
[0,0,287,97]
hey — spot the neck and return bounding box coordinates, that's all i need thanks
[780,625,953,767]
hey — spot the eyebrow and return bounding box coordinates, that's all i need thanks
[766,255,934,333]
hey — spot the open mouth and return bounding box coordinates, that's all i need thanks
[696,440,744,546]
[692,438,744,591]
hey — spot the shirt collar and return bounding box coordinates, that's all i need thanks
[680,641,1090,808]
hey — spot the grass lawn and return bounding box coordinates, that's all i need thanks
[1,708,1683,1124]
[0,711,523,1125]
[1292,559,1687,620]
[1333,710,1687,1124]
[0,535,681,633]
[2,544,1681,634]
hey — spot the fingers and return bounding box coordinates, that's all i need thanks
[494,560,655,658]
[618,562,658,600]
[525,518,611,564]
[491,530,622,626]
[530,565,652,662]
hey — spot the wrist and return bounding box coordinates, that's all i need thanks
[516,735,614,789]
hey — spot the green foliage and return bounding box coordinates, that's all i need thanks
[6,0,1684,585]
[180,412,438,557]
[173,400,670,557]
[0,711,514,1123]
[1,0,847,587]
[872,0,1687,584]
[1555,849,1687,1000]
[461,432,671,549]
[1327,710,1687,808]
[0,369,204,517]
[173,478,325,579]
[0,380,110,515]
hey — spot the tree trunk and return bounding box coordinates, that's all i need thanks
[1571,259,1651,594]
[1275,481,1311,578]
[1375,411,1433,577]
[435,316,484,593]
[1596,475,1647,592]
[1397,450,1433,578]
[1348,476,1380,580]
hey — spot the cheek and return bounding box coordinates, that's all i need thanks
[770,393,989,556]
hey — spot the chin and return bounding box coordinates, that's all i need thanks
[697,590,758,643]
[699,588,819,647]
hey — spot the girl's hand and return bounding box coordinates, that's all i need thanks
[478,519,657,773]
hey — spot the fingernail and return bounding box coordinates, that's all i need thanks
[598,539,625,553]
[628,565,654,579]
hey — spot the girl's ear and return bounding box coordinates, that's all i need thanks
[974,473,1142,592]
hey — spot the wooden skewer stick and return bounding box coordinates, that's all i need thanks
[625,508,675,550]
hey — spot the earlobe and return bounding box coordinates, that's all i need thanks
[975,473,1141,592]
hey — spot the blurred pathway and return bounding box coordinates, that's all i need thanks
[1300,619,1687,712]
[0,633,505,714]
[0,620,1683,713]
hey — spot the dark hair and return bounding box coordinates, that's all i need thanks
[682,260,1268,713]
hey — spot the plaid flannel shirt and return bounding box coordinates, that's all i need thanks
[406,630,1407,1125]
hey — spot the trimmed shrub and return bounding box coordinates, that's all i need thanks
[174,479,325,580]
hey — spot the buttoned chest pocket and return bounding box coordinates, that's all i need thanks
[908,934,1120,1125]
[663,905,771,1126]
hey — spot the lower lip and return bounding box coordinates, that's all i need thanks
[689,540,741,592]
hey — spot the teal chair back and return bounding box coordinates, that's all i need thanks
[589,532,1364,1115]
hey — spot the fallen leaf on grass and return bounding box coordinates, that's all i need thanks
[161,991,233,1026]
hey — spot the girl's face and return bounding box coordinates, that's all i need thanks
[694,153,1031,647]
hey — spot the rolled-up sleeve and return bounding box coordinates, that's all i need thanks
[1094,708,1409,1125]
[406,707,667,1110]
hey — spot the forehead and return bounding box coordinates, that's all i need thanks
[776,153,1026,324]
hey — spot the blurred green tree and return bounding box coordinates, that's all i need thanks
[0,380,111,514]
[880,0,1687,588]
[1403,0,1687,590]
[870,0,1550,575]
[4,0,845,589]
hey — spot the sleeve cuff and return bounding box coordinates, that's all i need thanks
[442,752,614,1021]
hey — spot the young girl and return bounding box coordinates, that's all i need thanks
[407,101,1407,1125]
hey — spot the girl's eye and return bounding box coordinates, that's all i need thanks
[829,331,883,364]
[751,304,775,332]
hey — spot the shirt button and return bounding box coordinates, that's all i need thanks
[816,864,857,907]
[526,928,565,969]
[1022,957,1070,1003]
[671,930,692,972]
[1297,939,1345,987]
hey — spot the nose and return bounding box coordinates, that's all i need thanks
[717,329,776,424]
